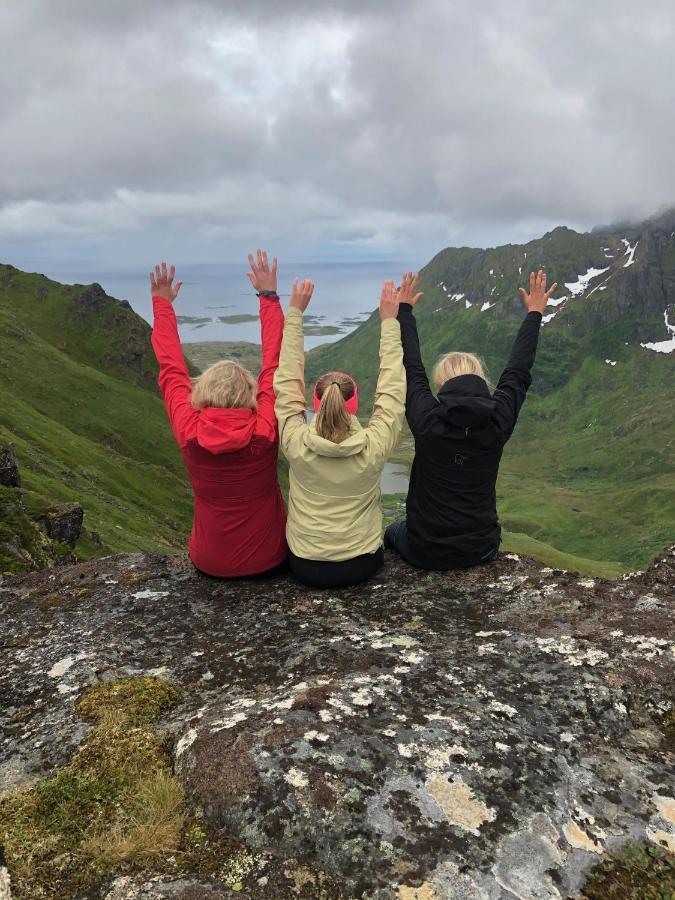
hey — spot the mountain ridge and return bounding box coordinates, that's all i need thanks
[306,208,675,571]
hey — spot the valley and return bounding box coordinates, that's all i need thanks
[1,208,673,576]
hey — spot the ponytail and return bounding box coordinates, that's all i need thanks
[314,373,354,444]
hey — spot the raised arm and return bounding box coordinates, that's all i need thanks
[149,262,198,448]
[273,278,315,456]
[396,271,437,434]
[492,270,557,443]
[246,249,284,443]
[366,280,406,464]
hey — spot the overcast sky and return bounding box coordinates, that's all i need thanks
[1,0,674,273]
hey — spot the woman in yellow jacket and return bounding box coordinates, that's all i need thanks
[274,275,411,588]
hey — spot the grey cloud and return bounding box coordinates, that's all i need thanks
[1,0,673,260]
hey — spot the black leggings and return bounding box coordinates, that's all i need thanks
[289,547,384,589]
[384,519,498,571]
[192,558,289,580]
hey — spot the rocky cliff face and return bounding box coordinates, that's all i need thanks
[0,442,84,575]
[1,548,673,898]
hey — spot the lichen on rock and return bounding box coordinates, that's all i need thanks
[0,546,673,898]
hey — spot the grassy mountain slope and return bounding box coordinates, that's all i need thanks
[0,266,194,571]
[307,212,675,572]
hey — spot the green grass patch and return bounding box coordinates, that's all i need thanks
[582,841,675,899]
[0,677,184,899]
[500,531,624,578]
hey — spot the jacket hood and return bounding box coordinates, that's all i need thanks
[303,417,368,457]
[437,374,495,428]
[195,407,256,453]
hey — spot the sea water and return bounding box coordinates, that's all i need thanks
[46,260,409,350]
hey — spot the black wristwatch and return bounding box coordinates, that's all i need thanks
[256,290,278,298]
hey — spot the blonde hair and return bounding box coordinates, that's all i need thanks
[433,352,489,390]
[314,372,355,444]
[191,360,257,411]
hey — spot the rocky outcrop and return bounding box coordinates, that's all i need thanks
[0,449,82,574]
[1,547,673,898]
[0,443,20,488]
[36,501,84,547]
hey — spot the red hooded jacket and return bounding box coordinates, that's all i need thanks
[151,294,288,577]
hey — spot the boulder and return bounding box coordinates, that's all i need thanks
[0,443,20,488]
[1,548,673,898]
[36,502,84,546]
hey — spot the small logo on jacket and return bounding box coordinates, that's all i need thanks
[454,453,467,467]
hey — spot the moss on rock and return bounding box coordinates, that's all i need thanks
[76,676,182,725]
[582,841,675,899]
[0,677,183,898]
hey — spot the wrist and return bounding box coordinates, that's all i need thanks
[257,289,278,297]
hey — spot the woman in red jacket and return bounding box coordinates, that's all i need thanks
[149,253,288,577]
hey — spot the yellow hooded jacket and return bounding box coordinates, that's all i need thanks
[274,307,405,561]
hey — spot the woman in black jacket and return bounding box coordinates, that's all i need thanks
[385,270,557,570]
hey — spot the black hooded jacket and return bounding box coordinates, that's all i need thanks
[397,303,542,567]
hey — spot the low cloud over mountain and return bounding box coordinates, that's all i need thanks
[2,0,674,262]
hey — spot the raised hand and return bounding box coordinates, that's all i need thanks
[289,277,314,312]
[518,270,558,315]
[247,249,278,294]
[398,271,423,306]
[149,262,182,303]
[379,280,400,321]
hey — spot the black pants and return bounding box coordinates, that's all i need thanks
[192,557,289,580]
[289,547,384,589]
[384,519,498,571]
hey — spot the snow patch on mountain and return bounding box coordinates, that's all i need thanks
[640,309,675,354]
[481,301,495,312]
[621,238,638,267]
[564,267,610,297]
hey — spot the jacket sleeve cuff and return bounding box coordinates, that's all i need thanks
[397,303,414,320]
[152,296,174,311]
[258,293,280,304]
[285,307,303,320]
[526,310,543,322]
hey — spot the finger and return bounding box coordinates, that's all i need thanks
[174,281,183,296]
[169,264,175,283]
[518,287,528,302]
[248,253,257,272]
[412,291,423,305]
[292,277,298,290]
[262,250,268,270]
[540,272,547,293]
[545,282,558,298]
[272,256,277,274]
[161,261,167,280]
[257,249,264,268]
[155,264,162,282]
[411,274,419,288]
[529,272,535,292]
[149,272,156,288]
[247,272,255,285]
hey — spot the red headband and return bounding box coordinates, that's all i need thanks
[313,372,358,415]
